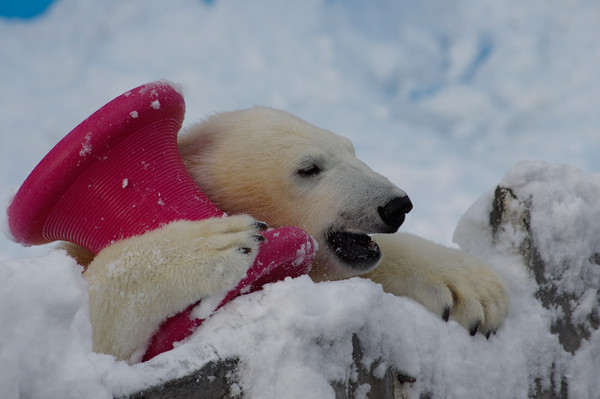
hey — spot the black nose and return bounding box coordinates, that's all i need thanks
[378,195,413,230]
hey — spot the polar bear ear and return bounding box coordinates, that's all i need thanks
[178,117,227,162]
[341,136,356,155]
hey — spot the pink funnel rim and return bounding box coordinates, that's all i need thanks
[7,80,222,252]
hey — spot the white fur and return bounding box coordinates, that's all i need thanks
[179,106,408,279]
[84,105,509,361]
[366,233,508,334]
[84,215,261,363]
[179,106,508,333]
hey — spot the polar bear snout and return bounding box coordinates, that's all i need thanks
[378,195,413,231]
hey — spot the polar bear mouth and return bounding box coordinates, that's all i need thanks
[326,231,382,269]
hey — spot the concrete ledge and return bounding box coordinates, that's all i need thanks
[123,335,417,399]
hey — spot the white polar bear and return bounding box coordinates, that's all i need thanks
[82,106,509,362]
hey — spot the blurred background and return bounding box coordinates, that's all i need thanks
[1,0,599,260]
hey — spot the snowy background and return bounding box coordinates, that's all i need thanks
[1,0,599,398]
[3,0,600,259]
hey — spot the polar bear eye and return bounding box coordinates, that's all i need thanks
[297,164,322,178]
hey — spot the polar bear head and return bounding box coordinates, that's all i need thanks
[179,106,412,279]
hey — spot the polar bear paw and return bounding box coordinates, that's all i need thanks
[366,233,509,337]
[148,215,269,293]
[180,215,268,256]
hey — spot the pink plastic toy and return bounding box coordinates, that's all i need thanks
[7,81,315,360]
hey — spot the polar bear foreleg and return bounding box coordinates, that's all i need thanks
[83,215,265,363]
[365,233,509,337]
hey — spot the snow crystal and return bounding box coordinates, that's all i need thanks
[79,132,93,158]
[158,79,184,97]
[293,243,306,266]
[190,290,228,319]
[121,178,128,189]
[129,111,138,118]
[150,100,160,110]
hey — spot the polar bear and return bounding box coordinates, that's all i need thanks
[82,106,509,363]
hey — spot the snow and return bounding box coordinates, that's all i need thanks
[1,0,599,398]
[79,132,93,157]
[453,161,600,396]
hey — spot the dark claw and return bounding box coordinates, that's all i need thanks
[253,234,266,242]
[254,221,269,231]
[469,323,479,336]
[397,373,417,384]
[486,331,491,340]
[442,307,450,322]
[240,247,252,255]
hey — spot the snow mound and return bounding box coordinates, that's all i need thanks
[455,160,600,398]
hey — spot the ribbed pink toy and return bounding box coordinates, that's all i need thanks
[7,81,315,361]
[8,81,223,253]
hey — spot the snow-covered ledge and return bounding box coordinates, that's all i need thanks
[114,278,422,399]
[2,161,599,399]
[122,335,413,399]
[455,161,600,399]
